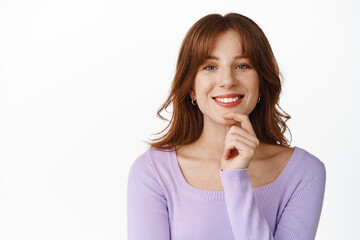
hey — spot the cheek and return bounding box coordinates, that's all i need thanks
[246,74,260,92]
[194,79,213,98]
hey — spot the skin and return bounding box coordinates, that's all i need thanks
[189,29,261,171]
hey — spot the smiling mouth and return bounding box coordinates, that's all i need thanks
[213,96,244,103]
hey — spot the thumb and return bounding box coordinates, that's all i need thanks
[222,148,230,160]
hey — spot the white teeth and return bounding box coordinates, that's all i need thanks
[215,96,240,103]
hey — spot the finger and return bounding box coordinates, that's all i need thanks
[223,148,230,160]
[224,138,255,160]
[226,132,258,150]
[222,143,233,160]
[227,125,260,147]
[223,147,240,160]
[224,135,255,155]
[222,112,256,136]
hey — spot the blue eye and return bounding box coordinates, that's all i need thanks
[237,64,249,69]
[204,65,216,70]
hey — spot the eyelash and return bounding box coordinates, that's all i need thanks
[204,65,216,70]
[203,64,250,70]
[237,64,250,69]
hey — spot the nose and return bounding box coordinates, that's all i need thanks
[218,68,237,88]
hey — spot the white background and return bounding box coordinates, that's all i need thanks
[0,0,359,239]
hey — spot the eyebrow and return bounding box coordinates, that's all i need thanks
[205,55,248,60]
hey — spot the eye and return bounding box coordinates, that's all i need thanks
[237,64,250,69]
[204,65,216,70]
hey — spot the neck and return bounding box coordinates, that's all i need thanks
[194,117,228,160]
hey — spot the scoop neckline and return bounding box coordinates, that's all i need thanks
[168,146,300,200]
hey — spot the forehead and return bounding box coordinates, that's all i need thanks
[207,29,243,56]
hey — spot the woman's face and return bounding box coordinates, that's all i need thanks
[190,29,260,126]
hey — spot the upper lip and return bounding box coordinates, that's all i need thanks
[212,93,244,98]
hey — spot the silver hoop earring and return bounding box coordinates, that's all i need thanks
[191,98,197,105]
[257,97,261,103]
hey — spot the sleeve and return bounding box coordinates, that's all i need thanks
[219,165,326,240]
[127,152,170,240]
[274,166,326,240]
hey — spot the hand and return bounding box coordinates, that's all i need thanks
[220,112,260,170]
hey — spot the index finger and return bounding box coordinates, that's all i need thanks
[222,112,257,136]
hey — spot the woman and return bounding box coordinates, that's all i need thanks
[127,13,326,240]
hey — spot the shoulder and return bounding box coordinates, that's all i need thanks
[293,146,326,177]
[128,149,151,183]
[129,148,171,173]
[286,146,326,191]
[128,148,174,191]
[128,149,173,204]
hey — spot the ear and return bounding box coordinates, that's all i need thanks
[189,89,196,100]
